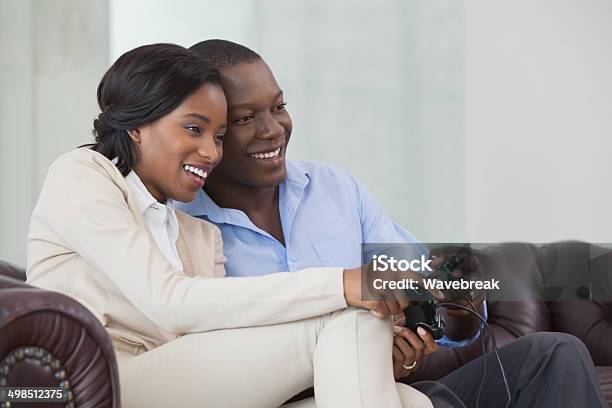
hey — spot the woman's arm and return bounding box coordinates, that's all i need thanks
[30,151,347,334]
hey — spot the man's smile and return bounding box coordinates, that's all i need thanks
[249,146,281,160]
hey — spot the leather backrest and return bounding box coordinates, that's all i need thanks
[0,259,26,281]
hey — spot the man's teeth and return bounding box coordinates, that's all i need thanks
[250,147,281,160]
[183,165,208,178]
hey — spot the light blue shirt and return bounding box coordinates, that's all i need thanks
[176,160,485,347]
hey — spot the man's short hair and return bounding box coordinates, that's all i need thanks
[190,39,261,72]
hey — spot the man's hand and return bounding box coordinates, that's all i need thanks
[430,251,485,340]
[391,321,438,380]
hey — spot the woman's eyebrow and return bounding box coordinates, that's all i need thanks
[184,113,211,124]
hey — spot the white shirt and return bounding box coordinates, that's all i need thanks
[125,170,183,274]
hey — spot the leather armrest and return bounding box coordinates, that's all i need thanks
[549,301,612,366]
[0,275,120,407]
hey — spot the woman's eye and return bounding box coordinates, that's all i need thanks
[275,102,287,111]
[215,133,224,143]
[185,125,201,134]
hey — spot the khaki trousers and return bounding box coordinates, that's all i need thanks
[119,307,432,408]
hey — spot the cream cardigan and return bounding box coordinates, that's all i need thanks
[27,148,347,362]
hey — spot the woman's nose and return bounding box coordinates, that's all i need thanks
[197,135,221,163]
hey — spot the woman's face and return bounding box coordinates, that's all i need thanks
[210,59,292,189]
[129,83,227,203]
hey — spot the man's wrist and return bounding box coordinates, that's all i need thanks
[440,298,484,340]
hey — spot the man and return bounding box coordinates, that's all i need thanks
[176,39,607,407]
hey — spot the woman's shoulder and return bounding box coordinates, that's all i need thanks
[174,209,221,237]
[42,147,127,194]
[36,147,129,207]
[49,147,121,178]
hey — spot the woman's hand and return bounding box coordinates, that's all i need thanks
[343,266,440,380]
[391,324,438,379]
[343,267,409,318]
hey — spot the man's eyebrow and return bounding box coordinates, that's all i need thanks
[184,113,211,123]
[229,90,284,110]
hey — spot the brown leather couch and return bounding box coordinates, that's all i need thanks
[2,242,611,407]
[407,242,612,407]
[0,260,120,408]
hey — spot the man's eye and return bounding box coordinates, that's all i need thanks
[275,102,287,111]
[235,115,254,124]
[186,125,201,134]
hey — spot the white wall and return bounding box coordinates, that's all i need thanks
[110,0,467,243]
[0,0,109,265]
[112,0,612,244]
[2,1,612,266]
[464,0,612,242]
[110,0,261,59]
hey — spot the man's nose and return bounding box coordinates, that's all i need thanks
[257,113,284,140]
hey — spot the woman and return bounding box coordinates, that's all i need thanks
[26,43,433,407]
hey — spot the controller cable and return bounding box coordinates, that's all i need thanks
[435,300,512,408]
[468,298,487,408]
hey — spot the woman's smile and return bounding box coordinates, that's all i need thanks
[183,162,213,188]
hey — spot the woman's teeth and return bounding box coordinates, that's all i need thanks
[250,147,281,160]
[184,165,207,179]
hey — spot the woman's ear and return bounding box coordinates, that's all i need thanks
[127,128,142,144]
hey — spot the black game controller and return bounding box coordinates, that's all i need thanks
[403,285,445,339]
[402,255,465,340]
[427,255,473,301]
[427,255,463,281]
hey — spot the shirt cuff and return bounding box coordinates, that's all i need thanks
[327,267,348,310]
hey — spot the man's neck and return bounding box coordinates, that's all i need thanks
[204,174,278,215]
[205,174,285,244]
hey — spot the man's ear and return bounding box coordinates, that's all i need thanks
[127,128,142,143]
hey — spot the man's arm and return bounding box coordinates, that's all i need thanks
[351,171,487,346]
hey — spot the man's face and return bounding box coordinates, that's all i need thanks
[210,60,292,189]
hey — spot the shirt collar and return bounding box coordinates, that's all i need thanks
[189,188,227,223]
[284,159,310,188]
[125,170,164,215]
[176,160,310,224]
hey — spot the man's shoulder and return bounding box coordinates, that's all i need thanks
[287,159,355,185]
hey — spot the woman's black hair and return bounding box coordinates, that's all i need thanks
[90,43,221,176]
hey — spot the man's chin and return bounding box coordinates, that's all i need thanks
[251,169,287,189]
